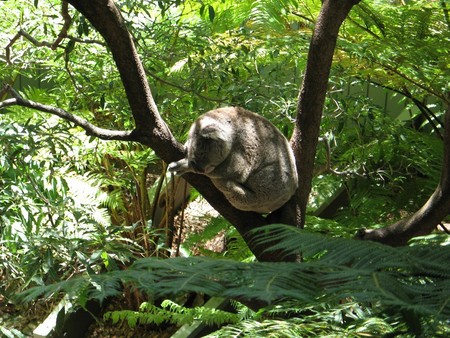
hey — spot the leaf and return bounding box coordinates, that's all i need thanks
[65,40,76,55]
[208,5,215,23]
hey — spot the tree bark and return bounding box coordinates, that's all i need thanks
[357,103,450,246]
[286,0,361,227]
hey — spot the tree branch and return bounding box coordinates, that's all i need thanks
[5,2,72,64]
[357,102,450,245]
[0,85,133,141]
[286,0,361,227]
[145,70,226,104]
[62,0,287,261]
[367,79,444,139]
[66,0,182,161]
[52,1,72,50]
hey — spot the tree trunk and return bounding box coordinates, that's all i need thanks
[357,103,450,246]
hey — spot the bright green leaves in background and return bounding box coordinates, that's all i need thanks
[1,0,450,336]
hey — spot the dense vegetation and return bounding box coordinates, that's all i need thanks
[1,0,449,336]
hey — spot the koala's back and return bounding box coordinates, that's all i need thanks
[203,107,298,213]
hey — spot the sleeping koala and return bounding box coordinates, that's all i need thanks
[168,107,298,213]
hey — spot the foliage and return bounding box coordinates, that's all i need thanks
[341,1,450,103]
[209,302,402,338]
[313,93,444,229]
[17,224,450,335]
[104,299,239,328]
[0,117,146,298]
[181,215,253,260]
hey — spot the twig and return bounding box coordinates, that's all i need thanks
[5,1,72,63]
[52,1,72,49]
[441,0,450,29]
[367,78,444,139]
[146,70,226,104]
[66,35,106,46]
[373,61,448,104]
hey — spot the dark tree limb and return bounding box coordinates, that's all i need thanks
[286,0,361,228]
[66,0,176,157]
[357,103,450,246]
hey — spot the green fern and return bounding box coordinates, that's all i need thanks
[15,225,450,337]
[103,299,239,328]
[18,225,450,325]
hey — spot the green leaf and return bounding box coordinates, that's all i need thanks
[208,5,215,22]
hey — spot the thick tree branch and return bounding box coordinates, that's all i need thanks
[66,0,179,159]
[357,103,450,245]
[287,0,361,227]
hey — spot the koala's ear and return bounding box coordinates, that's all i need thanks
[199,124,223,141]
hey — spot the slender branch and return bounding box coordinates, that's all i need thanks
[373,61,449,104]
[291,11,315,25]
[5,2,72,64]
[0,85,134,141]
[346,16,381,39]
[441,0,450,29]
[52,1,72,49]
[66,35,106,46]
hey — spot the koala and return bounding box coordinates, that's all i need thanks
[168,107,298,213]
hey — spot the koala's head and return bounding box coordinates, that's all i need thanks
[186,116,233,174]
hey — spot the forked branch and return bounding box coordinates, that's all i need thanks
[5,2,72,63]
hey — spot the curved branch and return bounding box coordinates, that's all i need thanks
[146,70,226,104]
[357,102,450,245]
[0,85,133,141]
[5,2,72,64]
[367,79,444,139]
[374,61,449,104]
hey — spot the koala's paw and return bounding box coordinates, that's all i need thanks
[167,161,180,173]
[167,160,189,175]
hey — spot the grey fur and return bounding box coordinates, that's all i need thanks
[168,107,298,213]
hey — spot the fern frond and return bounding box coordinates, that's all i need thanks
[103,299,239,328]
[17,226,450,321]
